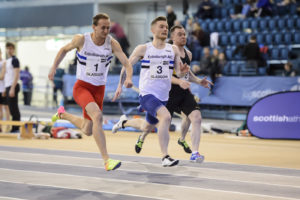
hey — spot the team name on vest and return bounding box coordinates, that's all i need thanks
[84,51,108,58]
[86,72,104,76]
[151,74,168,79]
[148,55,173,59]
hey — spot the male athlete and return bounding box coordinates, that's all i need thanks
[113,17,190,167]
[113,25,212,163]
[49,13,133,171]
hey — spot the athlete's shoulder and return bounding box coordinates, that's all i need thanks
[185,48,192,60]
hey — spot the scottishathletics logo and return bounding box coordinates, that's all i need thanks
[253,115,300,123]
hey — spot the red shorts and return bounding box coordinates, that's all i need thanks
[73,80,105,120]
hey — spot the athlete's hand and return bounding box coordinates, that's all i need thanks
[112,85,122,102]
[199,76,213,89]
[180,63,190,74]
[48,67,56,81]
[124,78,133,88]
[179,80,191,90]
[9,87,15,97]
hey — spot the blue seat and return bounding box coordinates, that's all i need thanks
[287,18,295,29]
[250,20,258,30]
[256,33,264,44]
[220,34,228,46]
[233,20,241,32]
[242,20,250,30]
[283,33,292,44]
[280,48,289,59]
[221,7,228,18]
[201,22,208,31]
[296,18,300,29]
[268,19,276,29]
[208,22,216,32]
[224,21,232,32]
[294,32,300,43]
[230,61,239,75]
[238,34,247,45]
[274,33,282,45]
[225,48,233,60]
[229,34,238,45]
[277,19,285,29]
[265,34,273,45]
[271,48,280,60]
[258,67,267,75]
[259,19,267,30]
[216,21,224,32]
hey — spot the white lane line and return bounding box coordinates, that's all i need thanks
[0,197,27,200]
[0,168,297,200]
[0,152,299,189]
[1,145,299,171]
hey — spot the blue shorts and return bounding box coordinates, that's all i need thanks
[139,94,167,125]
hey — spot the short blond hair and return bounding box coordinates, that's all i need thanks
[93,13,110,26]
[151,16,167,26]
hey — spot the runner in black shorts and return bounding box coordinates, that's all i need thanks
[112,25,212,163]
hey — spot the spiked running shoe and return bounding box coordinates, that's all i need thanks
[105,159,121,171]
[51,106,65,122]
[112,115,128,134]
[162,155,179,167]
[135,135,144,154]
[177,138,192,154]
[190,152,205,163]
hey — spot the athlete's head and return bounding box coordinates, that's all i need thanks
[151,16,168,40]
[92,13,110,39]
[170,25,186,47]
[6,42,15,57]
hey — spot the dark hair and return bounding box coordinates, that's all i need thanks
[170,25,184,34]
[151,16,167,26]
[93,13,110,26]
[250,35,256,41]
[6,42,15,49]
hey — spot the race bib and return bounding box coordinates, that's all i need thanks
[180,72,189,81]
[150,63,169,80]
[86,57,105,77]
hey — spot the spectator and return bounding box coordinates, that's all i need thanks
[20,66,33,105]
[277,0,296,15]
[183,0,189,15]
[191,22,209,47]
[166,5,177,30]
[231,0,256,19]
[243,35,262,71]
[5,42,21,132]
[256,0,273,17]
[195,0,215,19]
[217,52,227,75]
[110,21,130,58]
[192,47,212,75]
[282,62,296,77]
[52,68,65,107]
[0,48,10,132]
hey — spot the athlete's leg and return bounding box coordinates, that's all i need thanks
[187,110,202,152]
[85,102,109,161]
[180,112,191,141]
[60,111,93,136]
[156,106,172,157]
[124,118,154,141]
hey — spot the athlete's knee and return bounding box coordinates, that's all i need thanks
[190,110,202,123]
[81,121,93,136]
[88,111,103,123]
[142,123,155,133]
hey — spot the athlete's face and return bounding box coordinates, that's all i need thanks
[152,21,168,40]
[6,46,15,57]
[171,28,186,47]
[93,19,110,39]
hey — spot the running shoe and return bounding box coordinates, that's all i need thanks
[177,138,192,154]
[51,106,65,122]
[190,152,205,163]
[112,115,128,134]
[105,159,121,171]
[162,155,179,167]
[135,135,144,154]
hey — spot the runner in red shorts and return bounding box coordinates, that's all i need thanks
[48,13,133,171]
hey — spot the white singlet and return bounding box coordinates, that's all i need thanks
[139,42,175,101]
[76,33,113,86]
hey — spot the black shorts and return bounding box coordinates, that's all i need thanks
[166,84,200,117]
[0,92,8,105]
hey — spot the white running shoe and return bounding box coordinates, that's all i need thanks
[162,155,179,167]
[112,115,128,134]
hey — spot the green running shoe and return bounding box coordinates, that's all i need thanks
[178,138,192,154]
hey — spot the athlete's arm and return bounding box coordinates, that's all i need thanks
[189,71,213,89]
[111,38,133,88]
[48,34,84,81]
[173,45,189,77]
[171,76,190,90]
[0,61,6,80]
[112,44,146,102]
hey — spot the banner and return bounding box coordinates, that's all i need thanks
[247,91,300,139]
